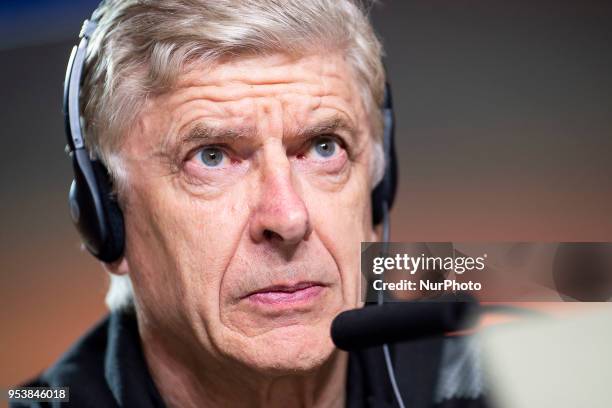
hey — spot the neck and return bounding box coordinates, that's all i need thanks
[138,322,348,408]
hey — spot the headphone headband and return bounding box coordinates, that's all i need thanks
[64,19,97,152]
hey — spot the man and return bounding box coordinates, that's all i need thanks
[17,1,486,407]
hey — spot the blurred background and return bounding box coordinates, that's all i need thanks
[1,0,611,391]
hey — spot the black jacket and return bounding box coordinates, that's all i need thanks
[14,310,488,408]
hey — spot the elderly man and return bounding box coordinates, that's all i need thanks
[18,1,486,407]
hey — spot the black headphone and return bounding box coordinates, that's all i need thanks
[64,16,398,263]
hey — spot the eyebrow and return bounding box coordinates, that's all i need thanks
[180,115,355,142]
[158,114,357,165]
[295,116,356,140]
[157,123,253,163]
[182,123,254,144]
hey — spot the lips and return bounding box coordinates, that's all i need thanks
[244,281,325,305]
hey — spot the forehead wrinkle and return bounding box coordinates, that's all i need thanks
[166,60,352,107]
[179,52,346,87]
[165,83,332,107]
[145,57,362,152]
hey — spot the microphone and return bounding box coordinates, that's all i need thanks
[331,293,479,351]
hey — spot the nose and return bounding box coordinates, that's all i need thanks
[249,145,311,247]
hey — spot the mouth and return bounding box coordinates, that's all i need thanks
[244,281,326,306]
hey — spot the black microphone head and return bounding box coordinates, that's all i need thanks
[331,293,479,351]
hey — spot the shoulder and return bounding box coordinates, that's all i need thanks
[12,315,119,408]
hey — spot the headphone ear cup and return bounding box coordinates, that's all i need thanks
[371,138,398,225]
[371,83,398,225]
[91,158,125,262]
[69,149,125,262]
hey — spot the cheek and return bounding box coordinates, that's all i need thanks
[304,167,373,306]
[124,176,251,328]
[169,195,249,311]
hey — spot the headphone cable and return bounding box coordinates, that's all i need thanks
[378,201,407,408]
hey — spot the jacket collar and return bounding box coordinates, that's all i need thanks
[104,310,166,408]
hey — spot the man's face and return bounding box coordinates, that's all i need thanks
[119,52,378,372]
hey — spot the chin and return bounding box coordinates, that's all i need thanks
[225,324,336,375]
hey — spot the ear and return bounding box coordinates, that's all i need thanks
[103,257,130,276]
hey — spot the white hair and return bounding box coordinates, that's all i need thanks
[83,0,387,311]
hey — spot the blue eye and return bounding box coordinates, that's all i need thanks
[313,137,337,158]
[197,147,224,167]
